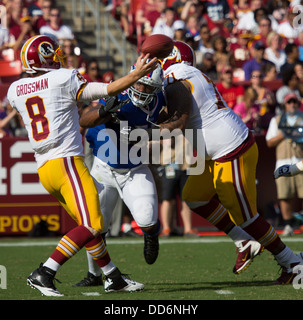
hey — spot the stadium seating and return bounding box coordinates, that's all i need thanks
[0,60,22,83]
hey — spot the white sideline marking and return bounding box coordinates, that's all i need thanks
[215,290,234,295]
[81,292,102,296]
[0,237,302,247]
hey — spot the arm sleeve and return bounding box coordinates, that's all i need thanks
[78,82,109,101]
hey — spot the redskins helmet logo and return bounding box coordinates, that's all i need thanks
[166,46,178,60]
[38,41,54,59]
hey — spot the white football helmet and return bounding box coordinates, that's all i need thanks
[128,61,163,113]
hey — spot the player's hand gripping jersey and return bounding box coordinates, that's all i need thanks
[86,90,165,169]
[7,68,87,168]
[163,63,250,160]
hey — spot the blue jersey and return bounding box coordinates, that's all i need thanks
[86,90,165,169]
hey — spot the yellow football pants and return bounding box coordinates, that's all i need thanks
[38,156,103,233]
[183,143,258,226]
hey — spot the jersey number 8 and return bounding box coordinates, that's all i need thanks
[25,96,50,141]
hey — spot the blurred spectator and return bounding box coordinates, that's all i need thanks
[276,6,303,41]
[152,6,176,38]
[264,31,286,73]
[219,17,237,39]
[298,31,303,61]
[0,101,17,138]
[276,66,302,107]
[294,61,303,81]
[255,16,272,45]
[39,6,74,42]
[62,39,85,72]
[262,61,278,81]
[196,24,214,65]
[82,58,102,82]
[7,0,36,53]
[236,0,265,34]
[184,15,200,44]
[204,0,230,26]
[102,71,115,83]
[266,93,303,235]
[232,0,251,20]
[0,25,10,58]
[243,40,272,80]
[33,0,52,32]
[172,19,186,41]
[280,42,299,75]
[229,29,252,68]
[197,52,218,81]
[171,0,187,18]
[216,65,245,109]
[119,0,131,38]
[249,68,276,130]
[180,0,204,21]
[233,87,260,130]
[28,0,44,17]
[135,0,166,38]
[266,0,289,24]
[211,34,231,66]
[160,137,199,238]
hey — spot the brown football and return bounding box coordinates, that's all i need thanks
[141,34,174,59]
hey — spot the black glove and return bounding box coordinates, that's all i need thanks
[104,96,130,113]
[99,97,130,118]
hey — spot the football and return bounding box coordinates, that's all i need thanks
[141,34,174,59]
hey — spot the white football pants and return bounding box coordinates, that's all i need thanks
[90,156,159,233]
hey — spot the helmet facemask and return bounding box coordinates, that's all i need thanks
[128,62,163,114]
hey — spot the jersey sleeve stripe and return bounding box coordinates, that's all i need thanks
[76,83,87,101]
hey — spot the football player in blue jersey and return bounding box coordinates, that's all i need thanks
[74,62,165,286]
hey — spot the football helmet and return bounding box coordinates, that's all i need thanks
[128,61,163,112]
[20,35,65,73]
[161,41,196,70]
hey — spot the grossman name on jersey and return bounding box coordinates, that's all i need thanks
[16,78,49,96]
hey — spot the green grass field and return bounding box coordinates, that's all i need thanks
[0,235,303,301]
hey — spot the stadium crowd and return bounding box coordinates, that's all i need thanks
[1,0,303,235]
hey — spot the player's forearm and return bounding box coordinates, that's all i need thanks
[107,72,139,96]
[158,114,188,133]
[79,104,111,128]
[266,132,285,148]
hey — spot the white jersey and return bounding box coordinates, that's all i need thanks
[7,68,87,168]
[163,63,249,160]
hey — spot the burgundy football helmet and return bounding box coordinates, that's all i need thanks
[20,35,65,73]
[161,41,196,71]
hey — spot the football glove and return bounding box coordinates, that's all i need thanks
[103,96,130,113]
[273,165,291,179]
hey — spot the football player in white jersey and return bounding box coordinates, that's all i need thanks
[7,35,158,296]
[156,41,303,284]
